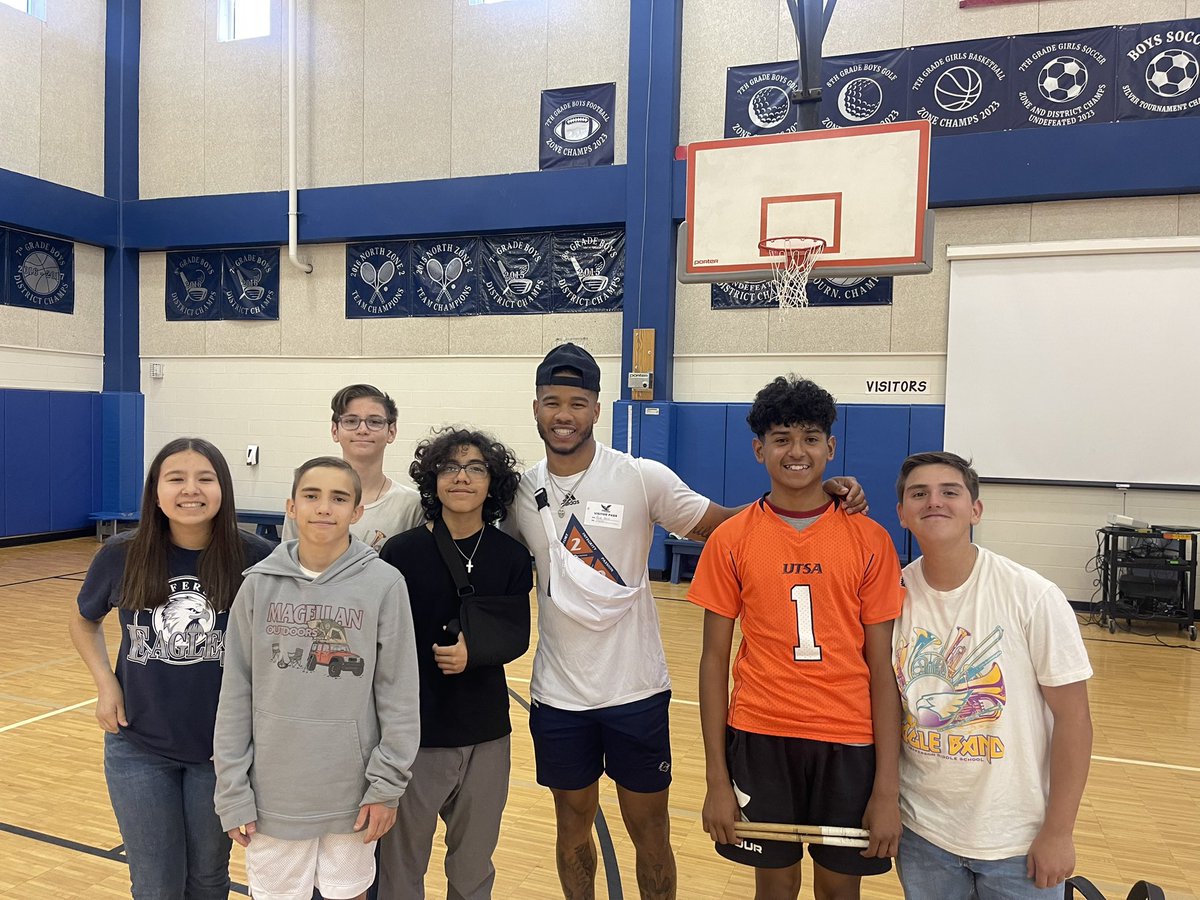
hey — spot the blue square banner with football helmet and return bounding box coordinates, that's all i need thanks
[820,49,910,128]
[412,239,480,316]
[725,61,800,137]
[909,37,1013,134]
[221,248,279,320]
[1116,20,1200,120]
[1011,28,1115,128]
[346,242,410,319]
[540,83,616,170]
[552,229,624,313]
[480,233,553,315]
[6,228,74,314]
[166,251,223,321]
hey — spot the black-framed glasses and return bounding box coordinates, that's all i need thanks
[436,462,489,479]
[336,415,390,431]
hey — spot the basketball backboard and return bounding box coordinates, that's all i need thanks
[678,120,933,283]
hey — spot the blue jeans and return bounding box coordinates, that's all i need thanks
[897,826,1064,900]
[104,730,232,900]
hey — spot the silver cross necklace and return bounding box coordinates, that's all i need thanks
[453,528,485,574]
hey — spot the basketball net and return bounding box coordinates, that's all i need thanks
[759,236,826,311]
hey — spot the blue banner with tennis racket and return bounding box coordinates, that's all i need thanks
[540,83,616,170]
[221,248,279,320]
[725,61,800,137]
[5,228,74,314]
[480,233,553,314]
[552,229,624,313]
[166,251,223,321]
[412,239,480,316]
[346,242,410,318]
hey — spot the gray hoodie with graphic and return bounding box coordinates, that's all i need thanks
[213,538,419,840]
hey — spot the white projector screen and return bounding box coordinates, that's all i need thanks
[945,240,1200,489]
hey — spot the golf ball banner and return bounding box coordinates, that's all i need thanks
[1011,28,1115,128]
[1117,20,1200,119]
[539,82,616,170]
[166,251,223,320]
[711,277,893,310]
[820,49,910,129]
[346,242,411,319]
[909,37,1011,134]
[479,233,553,315]
[725,61,800,137]
[4,228,74,314]
[820,17,1200,134]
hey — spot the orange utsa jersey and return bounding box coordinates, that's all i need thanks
[688,499,904,743]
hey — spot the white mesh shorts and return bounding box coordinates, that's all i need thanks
[245,831,376,900]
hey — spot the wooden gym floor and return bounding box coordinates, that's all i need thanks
[1,537,1198,899]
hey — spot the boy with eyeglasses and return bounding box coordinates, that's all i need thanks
[283,384,424,550]
[377,428,532,899]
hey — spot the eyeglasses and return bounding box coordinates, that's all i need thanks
[336,415,390,431]
[436,462,489,479]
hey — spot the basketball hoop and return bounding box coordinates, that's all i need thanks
[759,236,826,311]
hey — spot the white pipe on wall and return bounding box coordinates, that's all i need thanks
[287,0,312,274]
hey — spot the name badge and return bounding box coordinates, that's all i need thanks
[584,501,624,528]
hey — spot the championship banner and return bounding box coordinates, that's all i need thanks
[725,61,800,137]
[540,83,616,170]
[551,229,624,313]
[909,37,1012,134]
[166,251,223,321]
[221,248,280,320]
[1011,28,1115,128]
[479,233,552,314]
[346,242,410,319]
[711,277,893,309]
[1116,19,1200,121]
[6,228,74,314]
[820,49,909,129]
[412,239,479,316]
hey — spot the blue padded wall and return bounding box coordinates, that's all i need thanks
[638,403,677,573]
[842,405,911,557]
[50,392,101,532]
[4,391,52,536]
[909,405,947,455]
[0,392,5,532]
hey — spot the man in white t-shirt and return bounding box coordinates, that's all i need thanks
[508,344,866,900]
[282,384,423,550]
[892,451,1093,899]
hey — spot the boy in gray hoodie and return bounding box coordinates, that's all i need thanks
[214,456,420,900]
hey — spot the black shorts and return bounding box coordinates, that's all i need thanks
[716,727,890,877]
[528,690,672,793]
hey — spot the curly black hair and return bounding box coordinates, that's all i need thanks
[746,375,837,438]
[409,427,521,524]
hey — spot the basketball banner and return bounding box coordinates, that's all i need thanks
[346,242,410,319]
[221,248,279,320]
[1011,28,1115,128]
[725,61,800,137]
[552,229,623,313]
[540,83,616,170]
[5,228,74,314]
[820,49,909,129]
[908,37,1012,134]
[479,233,553,315]
[1116,20,1200,120]
[711,277,893,309]
[166,251,223,321]
[412,239,480,316]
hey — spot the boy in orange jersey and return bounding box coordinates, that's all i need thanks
[689,375,904,900]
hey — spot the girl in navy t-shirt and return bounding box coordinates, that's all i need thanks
[69,437,273,899]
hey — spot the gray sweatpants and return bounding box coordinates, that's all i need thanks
[378,735,510,900]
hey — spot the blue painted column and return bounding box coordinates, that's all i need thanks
[103,0,144,512]
[623,0,684,402]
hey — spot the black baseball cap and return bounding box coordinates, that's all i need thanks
[535,342,601,393]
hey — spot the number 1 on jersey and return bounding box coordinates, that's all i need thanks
[791,585,823,661]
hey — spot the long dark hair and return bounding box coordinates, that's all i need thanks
[119,438,246,612]
[409,427,521,524]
